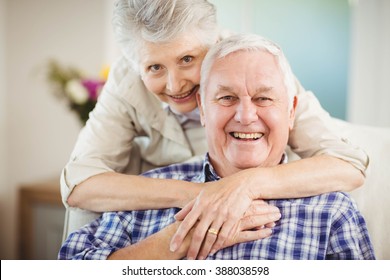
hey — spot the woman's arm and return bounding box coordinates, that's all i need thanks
[239,154,364,200]
[67,172,201,211]
[288,81,369,175]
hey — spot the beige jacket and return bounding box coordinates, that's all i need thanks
[60,56,369,207]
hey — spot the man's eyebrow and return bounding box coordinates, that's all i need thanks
[255,86,273,94]
[217,85,273,94]
[217,85,236,93]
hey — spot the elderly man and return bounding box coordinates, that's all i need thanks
[59,34,375,260]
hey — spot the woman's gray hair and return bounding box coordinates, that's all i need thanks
[112,0,219,71]
[200,33,297,110]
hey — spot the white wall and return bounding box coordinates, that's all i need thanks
[104,0,122,64]
[348,0,390,127]
[1,0,106,259]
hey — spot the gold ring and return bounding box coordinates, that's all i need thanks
[208,228,219,235]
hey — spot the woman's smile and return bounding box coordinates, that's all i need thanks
[165,85,199,104]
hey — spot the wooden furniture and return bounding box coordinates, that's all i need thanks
[18,179,65,260]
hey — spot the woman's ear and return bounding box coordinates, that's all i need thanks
[196,92,205,126]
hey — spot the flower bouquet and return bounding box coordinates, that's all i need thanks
[46,60,108,125]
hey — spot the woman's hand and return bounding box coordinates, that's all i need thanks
[170,174,281,259]
[196,199,281,259]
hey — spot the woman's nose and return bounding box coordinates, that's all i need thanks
[234,99,258,125]
[166,70,185,94]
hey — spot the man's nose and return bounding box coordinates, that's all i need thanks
[166,70,185,94]
[234,99,258,125]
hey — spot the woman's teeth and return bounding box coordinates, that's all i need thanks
[169,86,199,100]
[170,91,192,99]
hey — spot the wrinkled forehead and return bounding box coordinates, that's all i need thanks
[206,50,286,95]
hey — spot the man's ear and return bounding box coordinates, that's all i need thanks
[289,96,298,130]
[196,92,206,126]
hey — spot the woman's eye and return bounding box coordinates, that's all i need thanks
[182,56,193,64]
[149,64,162,72]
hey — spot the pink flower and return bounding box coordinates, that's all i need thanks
[81,79,105,101]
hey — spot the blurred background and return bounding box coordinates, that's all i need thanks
[0,0,389,259]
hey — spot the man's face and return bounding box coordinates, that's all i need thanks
[198,50,297,177]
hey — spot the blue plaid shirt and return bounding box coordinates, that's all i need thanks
[59,154,375,260]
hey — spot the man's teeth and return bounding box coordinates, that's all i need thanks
[232,132,264,140]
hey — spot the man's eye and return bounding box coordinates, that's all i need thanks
[254,97,273,106]
[217,95,237,106]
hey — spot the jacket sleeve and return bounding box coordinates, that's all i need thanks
[60,58,140,207]
[288,79,369,175]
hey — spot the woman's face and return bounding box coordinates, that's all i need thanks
[139,34,209,114]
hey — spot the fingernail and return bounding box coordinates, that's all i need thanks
[272,213,281,220]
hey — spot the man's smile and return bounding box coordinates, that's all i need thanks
[230,132,264,140]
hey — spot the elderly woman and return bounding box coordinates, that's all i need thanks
[61,0,368,259]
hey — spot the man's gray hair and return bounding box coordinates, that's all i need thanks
[112,0,219,71]
[200,33,297,109]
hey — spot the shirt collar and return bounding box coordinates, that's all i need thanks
[197,152,288,183]
[163,103,201,124]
